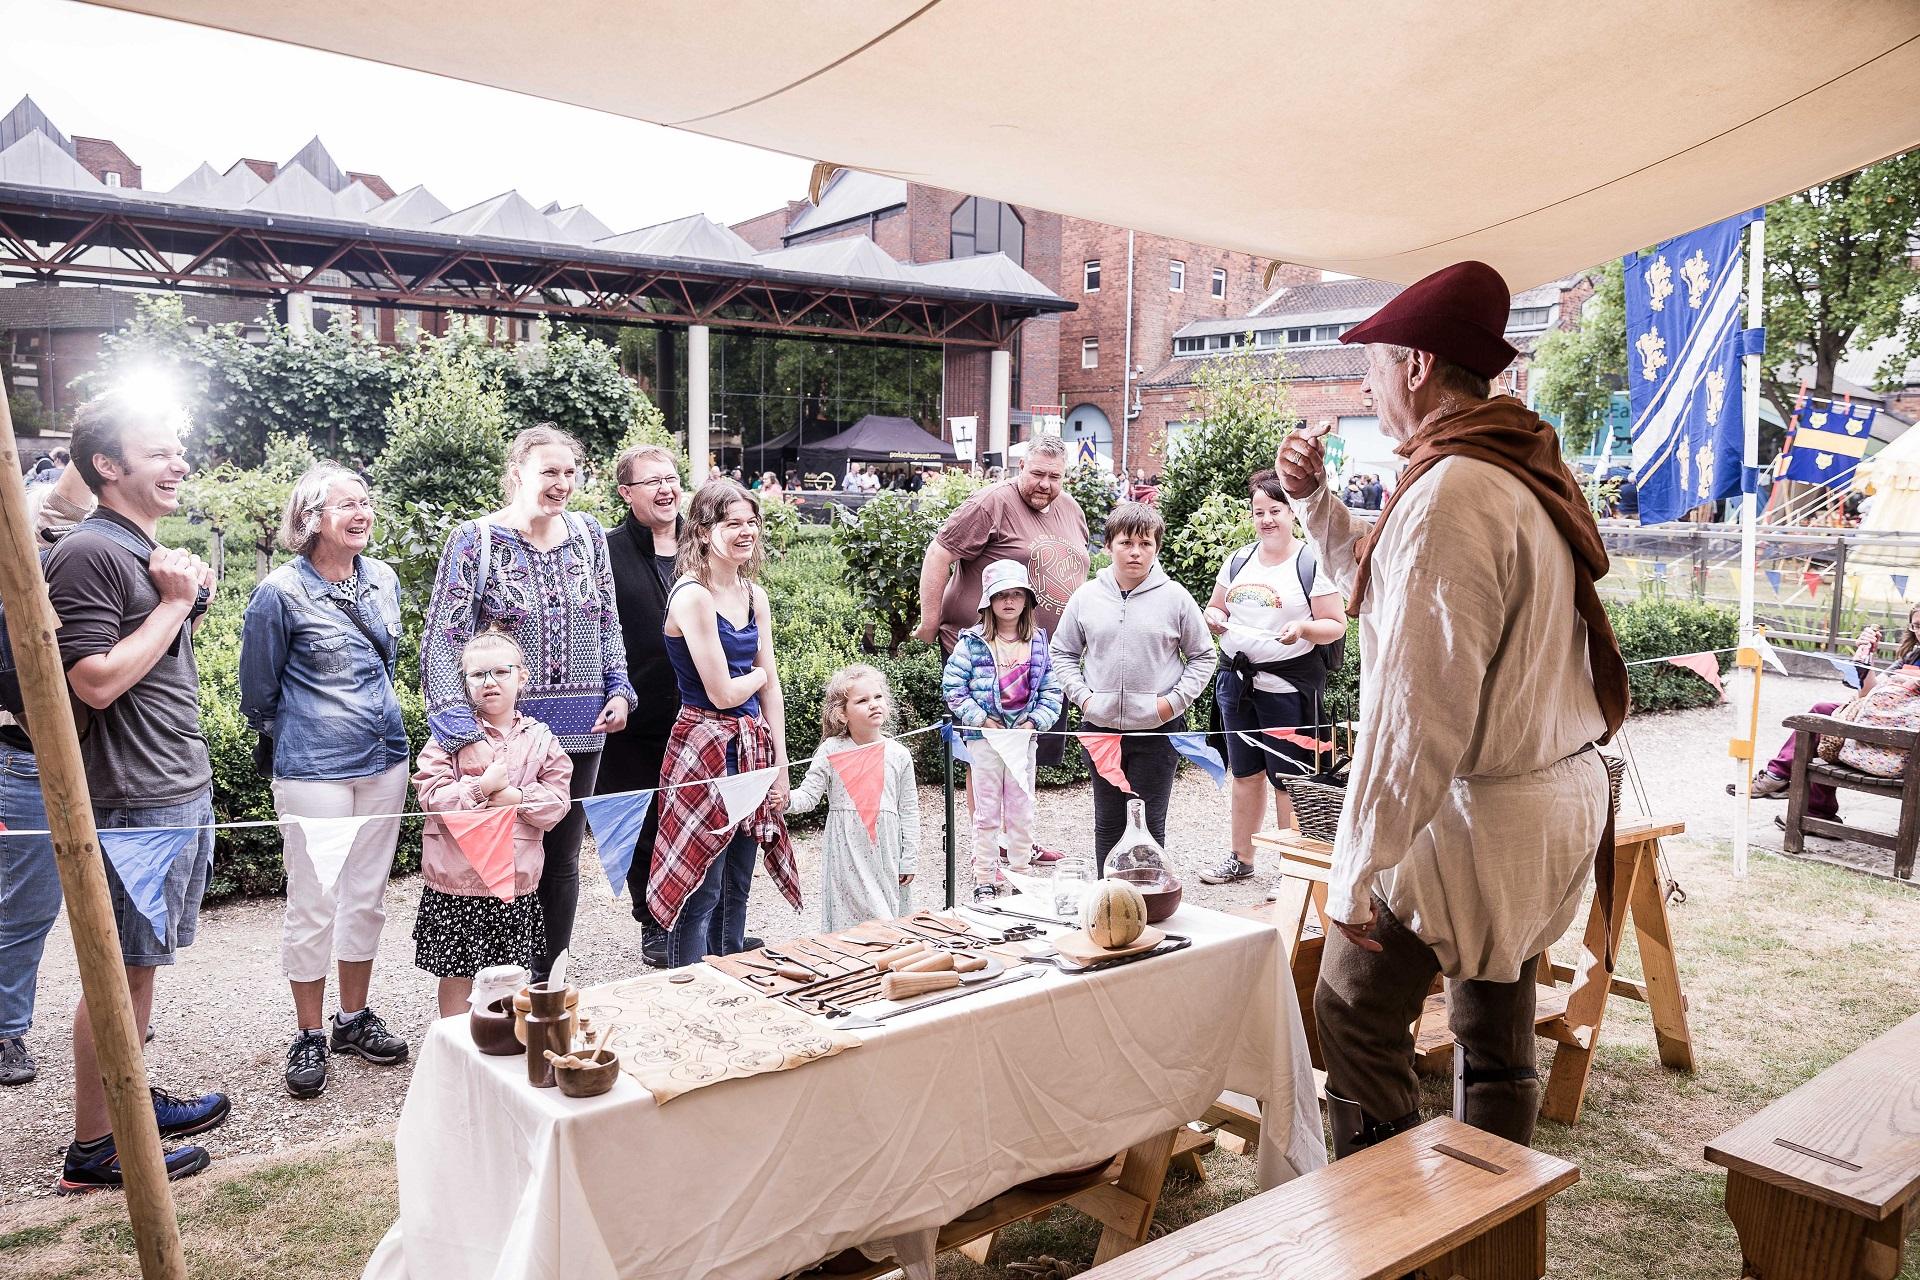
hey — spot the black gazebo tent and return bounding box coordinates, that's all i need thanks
[796,414,954,481]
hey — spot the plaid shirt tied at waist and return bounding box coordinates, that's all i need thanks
[647,705,800,929]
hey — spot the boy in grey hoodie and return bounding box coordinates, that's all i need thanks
[1051,502,1218,868]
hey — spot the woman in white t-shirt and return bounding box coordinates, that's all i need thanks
[1198,469,1347,885]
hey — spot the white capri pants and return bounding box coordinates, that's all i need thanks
[273,762,410,983]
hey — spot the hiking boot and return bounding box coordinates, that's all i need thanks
[640,917,671,968]
[973,882,1003,903]
[1199,855,1256,885]
[0,1036,35,1086]
[151,1086,231,1139]
[743,936,765,953]
[330,1008,408,1066]
[58,1136,210,1195]
[284,1030,328,1099]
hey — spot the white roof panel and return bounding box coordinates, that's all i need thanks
[364,183,452,228]
[598,213,757,262]
[788,168,908,236]
[434,190,564,241]
[0,131,106,191]
[756,235,913,284]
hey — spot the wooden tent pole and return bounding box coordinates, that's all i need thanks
[0,395,186,1277]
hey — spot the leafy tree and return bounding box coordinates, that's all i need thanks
[1158,344,1298,532]
[830,492,937,655]
[1064,462,1117,542]
[496,320,643,459]
[1763,151,1920,413]
[1160,490,1253,604]
[1529,262,1621,454]
[7,387,54,435]
[372,337,509,516]
[180,434,318,582]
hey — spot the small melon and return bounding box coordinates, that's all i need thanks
[1080,878,1148,949]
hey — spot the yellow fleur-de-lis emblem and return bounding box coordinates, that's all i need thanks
[1680,249,1712,309]
[1644,255,1674,312]
[1705,368,1727,424]
[1679,437,1692,491]
[1695,444,1713,497]
[1635,330,1668,380]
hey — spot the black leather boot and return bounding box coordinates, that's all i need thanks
[1453,1050,1541,1147]
[1326,1090,1422,1160]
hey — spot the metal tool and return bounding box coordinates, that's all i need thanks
[759,949,826,978]
[964,903,1077,930]
[792,940,861,974]
[713,954,813,982]
[1025,933,1193,973]
[823,967,1041,1029]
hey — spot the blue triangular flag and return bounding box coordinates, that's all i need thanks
[1825,656,1863,689]
[1765,568,1781,595]
[1894,573,1910,599]
[1168,732,1228,788]
[100,827,198,942]
[943,722,974,766]
[579,791,654,898]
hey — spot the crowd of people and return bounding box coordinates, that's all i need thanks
[5,256,1782,1191]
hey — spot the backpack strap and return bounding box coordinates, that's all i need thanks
[468,518,492,633]
[1228,543,1256,582]
[1295,544,1318,600]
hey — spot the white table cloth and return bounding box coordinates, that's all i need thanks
[362,902,1323,1280]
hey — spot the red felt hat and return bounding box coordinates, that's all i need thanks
[1339,261,1519,379]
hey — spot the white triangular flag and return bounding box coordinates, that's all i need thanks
[1748,631,1788,676]
[710,767,779,833]
[289,814,373,897]
[979,727,1038,797]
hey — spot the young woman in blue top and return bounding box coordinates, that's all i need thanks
[240,463,411,1099]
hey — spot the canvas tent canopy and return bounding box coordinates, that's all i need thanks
[796,414,954,477]
[83,0,1920,290]
[1857,420,1920,544]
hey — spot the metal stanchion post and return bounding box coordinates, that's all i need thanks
[942,719,957,909]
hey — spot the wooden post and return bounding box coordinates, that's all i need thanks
[0,396,186,1277]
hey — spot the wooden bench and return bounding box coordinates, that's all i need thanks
[1078,1116,1578,1280]
[1705,1009,1920,1280]
[1252,816,1693,1125]
[1780,712,1918,880]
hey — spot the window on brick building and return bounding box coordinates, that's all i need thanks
[1082,336,1099,369]
[1211,267,1227,298]
[950,197,1024,264]
[1254,330,1282,348]
[1169,260,1185,292]
[103,171,121,187]
[1084,260,1101,293]
[1174,336,1204,355]
[1508,306,1552,329]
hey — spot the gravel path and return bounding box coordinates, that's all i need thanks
[0,668,1904,1204]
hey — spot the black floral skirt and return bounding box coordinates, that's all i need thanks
[412,886,544,979]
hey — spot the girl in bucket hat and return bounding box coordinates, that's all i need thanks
[941,560,1063,900]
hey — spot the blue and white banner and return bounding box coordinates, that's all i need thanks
[1780,400,1875,488]
[1627,209,1762,525]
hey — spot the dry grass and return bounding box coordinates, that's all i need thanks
[3,838,1915,1279]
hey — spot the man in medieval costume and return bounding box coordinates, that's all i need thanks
[1274,261,1629,1154]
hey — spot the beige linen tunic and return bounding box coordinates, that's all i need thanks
[1291,457,1610,982]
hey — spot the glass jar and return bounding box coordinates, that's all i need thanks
[1050,855,1095,918]
[1106,798,1183,923]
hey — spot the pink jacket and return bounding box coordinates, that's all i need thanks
[413,712,573,898]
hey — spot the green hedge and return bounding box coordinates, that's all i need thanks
[1607,597,1736,715]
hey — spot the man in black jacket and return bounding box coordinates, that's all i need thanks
[600,444,687,967]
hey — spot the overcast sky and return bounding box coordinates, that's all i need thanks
[0,0,812,231]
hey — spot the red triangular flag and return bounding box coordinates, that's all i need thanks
[826,740,887,843]
[1080,732,1134,795]
[439,807,519,901]
[1265,727,1334,754]
[1665,652,1724,697]
[1803,570,1822,599]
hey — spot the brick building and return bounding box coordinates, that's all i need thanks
[1133,274,1594,481]
[734,170,1308,472]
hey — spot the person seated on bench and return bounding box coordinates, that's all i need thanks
[1735,607,1919,821]
[1274,263,1627,1157]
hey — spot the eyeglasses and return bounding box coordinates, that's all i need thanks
[463,665,519,686]
[326,499,375,515]
[622,475,680,491]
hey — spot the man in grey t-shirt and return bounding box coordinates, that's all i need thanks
[44,396,228,1193]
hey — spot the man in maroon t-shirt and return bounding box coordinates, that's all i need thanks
[915,436,1090,782]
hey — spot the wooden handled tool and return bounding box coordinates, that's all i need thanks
[882,970,961,1000]
[900,951,956,973]
[874,943,930,971]
[709,955,813,982]
[953,953,988,973]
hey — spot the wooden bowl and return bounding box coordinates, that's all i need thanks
[552,1047,620,1098]
[469,996,522,1056]
[512,985,579,1047]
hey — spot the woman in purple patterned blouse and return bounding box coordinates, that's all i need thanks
[421,424,634,981]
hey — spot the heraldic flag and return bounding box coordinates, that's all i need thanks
[1627,209,1762,525]
[1780,399,1876,488]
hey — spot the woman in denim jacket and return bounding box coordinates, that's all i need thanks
[240,463,412,1101]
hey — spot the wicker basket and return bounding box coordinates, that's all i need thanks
[1284,753,1625,844]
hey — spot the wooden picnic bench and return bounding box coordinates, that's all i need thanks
[1077,1116,1579,1280]
[1705,1009,1920,1280]
[1780,712,1918,880]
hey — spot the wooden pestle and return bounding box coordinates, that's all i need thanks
[874,943,930,971]
[882,970,961,1000]
[900,951,956,973]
